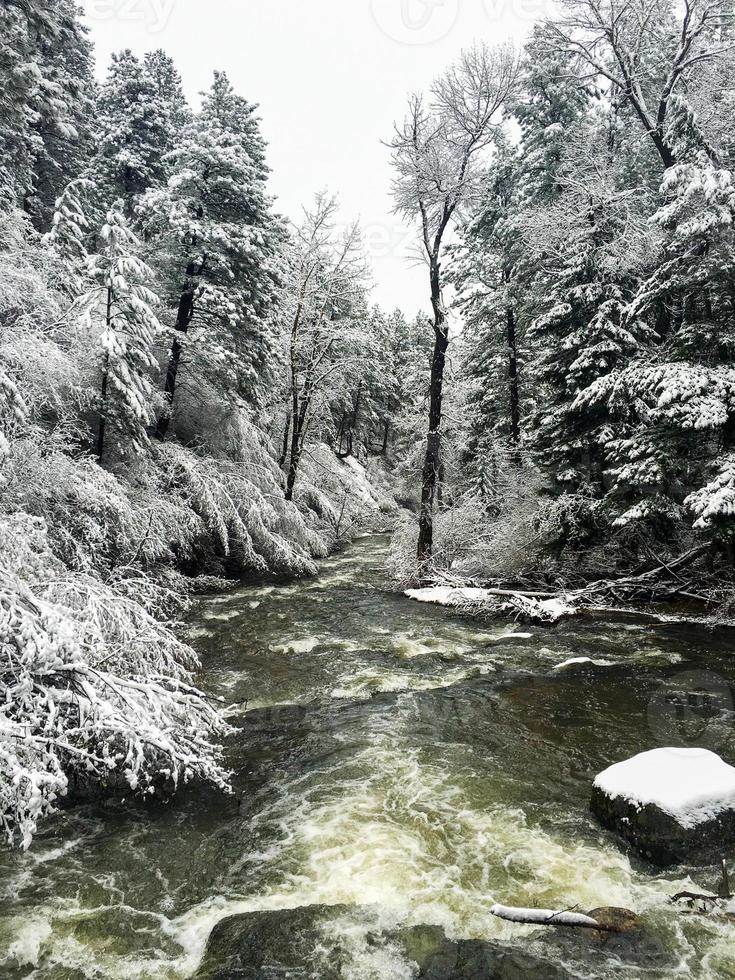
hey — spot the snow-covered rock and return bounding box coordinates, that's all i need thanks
[591,748,735,865]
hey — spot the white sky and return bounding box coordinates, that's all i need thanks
[81,0,546,318]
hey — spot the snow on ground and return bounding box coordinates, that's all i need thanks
[594,748,735,828]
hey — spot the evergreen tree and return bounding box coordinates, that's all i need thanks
[0,0,94,227]
[140,72,284,439]
[81,206,162,461]
[144,49,191,135]
[576,152,735,541]
[92,50,172,213]
[451,142,527,498]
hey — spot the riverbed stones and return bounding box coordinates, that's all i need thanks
[591,747,735,865]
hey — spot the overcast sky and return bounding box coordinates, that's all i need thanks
[81,0,546,318]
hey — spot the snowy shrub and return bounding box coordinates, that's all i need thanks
[155,441,320,577]
[686,455,735,544]
[388,468,543,586]
[296,443,397,546]
[0,514,229,850]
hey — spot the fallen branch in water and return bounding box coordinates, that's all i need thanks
[489,904,639,933]
[670,859,733,908]
[410,545,735,625]
[490,904,603,929]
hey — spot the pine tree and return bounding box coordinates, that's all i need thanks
[140,72,284,439]
[80,206,162,462]
[512,23,588,206]
[92,50,173,213]
[0,0,94,227]
[143,49,191,136]
[451,142,527,497]
[577,151,735,539]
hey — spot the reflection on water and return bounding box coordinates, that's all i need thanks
[1,535,735,978]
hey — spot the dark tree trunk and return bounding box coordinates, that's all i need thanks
[279,411,292,467]
[417,262,448,564]
[380,419,389,454]
[97,286,113,463]
[155,258,202,440]
[507,305,521,450]
[285,389,310,501]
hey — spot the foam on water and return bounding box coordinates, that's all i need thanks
[5,535,735,979]
[330,666,479,699]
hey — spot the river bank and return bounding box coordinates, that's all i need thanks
[2,535,734,978]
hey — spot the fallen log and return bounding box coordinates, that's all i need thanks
[409,544,734,626]
[489,904,638,933]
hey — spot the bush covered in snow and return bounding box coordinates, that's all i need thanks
[0,199,396,847]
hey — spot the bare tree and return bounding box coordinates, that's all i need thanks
[388,44,520,564]
[545,0,732,169]
[280,193,369,501]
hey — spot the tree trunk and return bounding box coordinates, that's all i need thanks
[155,258,202,441]
[506,305,521,450]
[97,354,109,462]
[285,388,312,501]
[279,411,292,467]
[97,285,113,463]
[417,262,449,564]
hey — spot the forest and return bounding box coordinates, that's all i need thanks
[1,0,735,923]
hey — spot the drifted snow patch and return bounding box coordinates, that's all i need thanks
[594,748,735,829]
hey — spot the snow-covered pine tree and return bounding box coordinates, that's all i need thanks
[0,0,94,227]
[450,34,587,501]
[451,142,527,501]
[512,23,588,206]
[81,206,162,462]
[92,49,173,214]
[577,149,735,546]
[525,126,657,490]
[141,71,284,439]
[144,49,191,135]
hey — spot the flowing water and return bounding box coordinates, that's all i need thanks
[2,535,735,978]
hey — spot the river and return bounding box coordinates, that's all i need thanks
[2,534,735,978]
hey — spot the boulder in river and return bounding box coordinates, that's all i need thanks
[193,905,580,979]
[591,747,735,865]
[194,904,672,979]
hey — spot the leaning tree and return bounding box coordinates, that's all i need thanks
[388,44,520,564]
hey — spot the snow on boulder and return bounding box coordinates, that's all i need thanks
[591,748,735,866]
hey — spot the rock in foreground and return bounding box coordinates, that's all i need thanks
[193,905,576,979]
[193,903,675,979]
[591,747,735,865]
